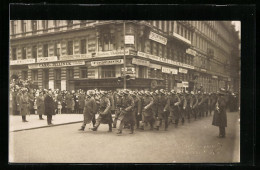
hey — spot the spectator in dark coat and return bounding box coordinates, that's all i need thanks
[44,90,56,125]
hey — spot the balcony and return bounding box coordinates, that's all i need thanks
[172,32,191,45]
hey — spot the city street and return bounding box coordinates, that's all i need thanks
[9,111,240,163]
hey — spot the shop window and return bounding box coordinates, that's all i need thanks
[32,46,37,59]
[22,47,26,59]
[67,68,74,79]
[101,66,116,78]
[102,33,115,51]
[67,41,73,55]
[31,20,37,33]
[43,69,49,89]
[22,71,28,80]
[54,69,61,90]
[80,67,88,78]
[138,66,146,78]
[12,48,17,60]
[32,70,38,82]
[43,44,48,57]
[80,39,87,54]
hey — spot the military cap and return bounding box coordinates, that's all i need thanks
[170,90,176,94]
[190,91,195,95]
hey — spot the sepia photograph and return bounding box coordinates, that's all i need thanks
[8,19,241,163]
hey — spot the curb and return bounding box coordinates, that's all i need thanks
[11,121,83,132]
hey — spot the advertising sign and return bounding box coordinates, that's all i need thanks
[91,59,124,66]
[132,58,150,66]
[179,68,188,74]
[28,60,85,69]
[10,59,35,65]
[37,56,58,63]
[125,35,135,44]
[149,31,167,45]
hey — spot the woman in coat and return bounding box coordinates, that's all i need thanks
[44,90,56,125]
[212,89,228,138]
[36,91,45,120]
[19,88,29,122]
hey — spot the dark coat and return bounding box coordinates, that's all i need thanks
[96,96,112,124]
[212,96,227,127]
[118,95,135,122]
[44,94,56,115]
[36,95,45,115]
[19,93,29,116]
[82,96,97,124]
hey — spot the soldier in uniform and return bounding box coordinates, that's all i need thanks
[78,90,85,114]
[132,91,142,129]
[28,89,35,115]
[204,92,210,117]
[117,90,135,134]
[90,91,112,132]
[140,91,154,130]
[151,90,159,128]
[112,90,123,128]
[78,90,97,131]
[197,91,204,118]
[44,89,56,125]
[179,91,187,125]
[212,88,228,138]
[155,89,170,131]
[169,90,181,128]
[190,91,198,120]
[36,91,45,120]
[184,92,192,123]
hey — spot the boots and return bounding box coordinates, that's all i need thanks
[117,130,122,134]
[155,126,159,131]
[129,124,134,134]
[108,124,112,132]
[78,126,85,131]
[39,115,44,120]
[90,126,98,131]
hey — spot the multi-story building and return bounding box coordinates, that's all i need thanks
[9,20,240,92]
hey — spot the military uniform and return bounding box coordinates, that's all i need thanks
[169,92,181,127]
[117,92,135,134]
[140,92,154,130]
[184,93,192,123]
[132,93,142,129]
[155,90,170,130]
[112,92,123,128]
[190,93,198,120]
[91,94,112,132]
[179,93,187,125]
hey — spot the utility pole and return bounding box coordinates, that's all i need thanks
[123,21,126,89]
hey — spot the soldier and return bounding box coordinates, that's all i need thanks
[179,91,187,125]
[212,88,228,138]
[132,91,142,129]
[140,91,154,130]
[204,92,210,117]
[78,90,85,114]
[78,90,97,131]
[151,90,159,128]
[190,91,198,120]
[117,90,135,134]
[155,89,170,131]
[90,91,112,132]
[184,92,192,123]
[36,91,45,120]
[112,90,123,128]
[28,89,35,115]
[44,89,56,125]
[169,90,181,128]
[197,91,204,118]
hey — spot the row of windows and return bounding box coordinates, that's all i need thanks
[10,20,93,35]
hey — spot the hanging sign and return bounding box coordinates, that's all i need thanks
[182,81,189,87]
[149,31,167,45]
[179,68,188,74]
[125,35,135,44]
[170,68,178,75]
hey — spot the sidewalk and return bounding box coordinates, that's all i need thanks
[9,114,84,132]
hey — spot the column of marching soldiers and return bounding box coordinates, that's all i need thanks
[78,89,220,135]
[11,85,239,135]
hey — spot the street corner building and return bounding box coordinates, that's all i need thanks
[9,20,240,92]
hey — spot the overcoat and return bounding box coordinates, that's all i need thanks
[78,93,85,110]
[118,95,135,122]
[36,95,45,115]
[82,96,97,124]
[212,96,227,127]
[65,94,73,109]
[44,94,56,115]
[19,93,29,116]
[96,97,112,124]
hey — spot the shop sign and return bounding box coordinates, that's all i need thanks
[170,68,178,75]
[28,60,85,69]
[149,63,161,70]
[186,48,197,56]
[162,67,171,74]
[177,83,183,87]
[60,54,92,61]
[179,68,188,74]
[182,81,189,87]
[37,56,58,63]
[125,35,135,45]
[132,58,150,66]
[96,50,129,58]
[149,31,167,45]
[91,59,124,67]
[10,58,35,65]
[212,75,218,79]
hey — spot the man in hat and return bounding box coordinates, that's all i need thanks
[44,89,56,125]
[155,89,170,130]
[140,91,154,130]
[197,91,205,118]
[212,88,228,138]
[184,91,192,123]
[178,91,187,125]
[36,91,45,120]
[117,90,135,134]
[132,91,142,129]
[90,91,112,132]
[151,90,159,128]
[19,88,30,122]
[78,90,97,131]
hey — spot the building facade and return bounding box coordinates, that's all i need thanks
[9,20,240,92]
